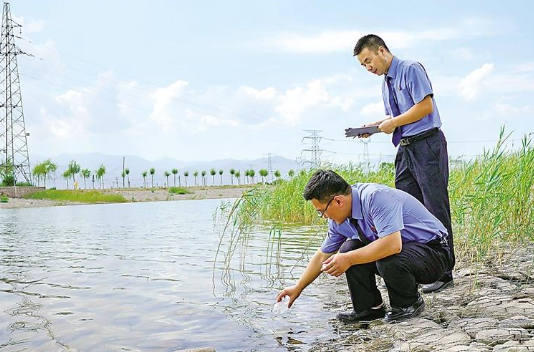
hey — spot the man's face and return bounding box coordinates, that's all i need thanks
[357,46,388,76]
[312,196,346,225]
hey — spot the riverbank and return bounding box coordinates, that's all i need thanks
[307,244,534,351]
[0,185,254,209]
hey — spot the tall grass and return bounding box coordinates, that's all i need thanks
[25,189,127,203]
[450,128,534,263]
[219,128,534,268]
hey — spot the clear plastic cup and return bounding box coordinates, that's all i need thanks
[273,297,289,314]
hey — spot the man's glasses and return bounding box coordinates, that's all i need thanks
[317,197,335,218]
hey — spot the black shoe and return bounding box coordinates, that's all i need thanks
[421,279,454,293]
[384,296,425,323]
[336,306,386,324]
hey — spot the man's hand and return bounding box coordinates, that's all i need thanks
[276,285,302,308]
[321,253,353,277]
[379,118,397,134]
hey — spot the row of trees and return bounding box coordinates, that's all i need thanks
[31,159,296,190]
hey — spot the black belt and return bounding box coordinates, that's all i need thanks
[427,236,449,250]
[399,128,439,146]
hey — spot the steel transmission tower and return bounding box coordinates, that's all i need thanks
[360,138,371,171]
[301,130,324,169]
[0,2,31,184]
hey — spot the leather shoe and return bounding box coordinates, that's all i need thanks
[384,296,425,323]
[336,306,386,324]
[421,279,454,293]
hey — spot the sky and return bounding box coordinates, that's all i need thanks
[10,0,534,165]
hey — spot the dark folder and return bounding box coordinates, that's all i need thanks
[345,126,381,137]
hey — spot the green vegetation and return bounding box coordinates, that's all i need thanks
[0,195,8,203]
[222,128,534,267]
[168,187,190,195]
[25,189,127,203]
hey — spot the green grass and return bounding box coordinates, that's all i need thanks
[221,127,534,268]
[25,190,127,203]
[0,195,8,203]
[168,187,191,195]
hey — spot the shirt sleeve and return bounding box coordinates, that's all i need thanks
[406,63,434,104]
[320,221,347,253]
[368,190,405,238]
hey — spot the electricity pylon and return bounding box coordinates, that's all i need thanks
[301,130,324,169]
[0,2,31,184]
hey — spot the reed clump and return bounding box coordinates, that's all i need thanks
[168,186,190,195]
[223,128,534,267]
[25,189,127,203]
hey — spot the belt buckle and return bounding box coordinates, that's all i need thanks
[399,139,410,146]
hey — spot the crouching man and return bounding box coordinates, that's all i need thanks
[276,170,453,323]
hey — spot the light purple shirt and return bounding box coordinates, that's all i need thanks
[320,183,448,254]
[382,56,442,138]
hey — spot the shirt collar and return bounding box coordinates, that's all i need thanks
[350,186,363,220]
[386,56,399,80]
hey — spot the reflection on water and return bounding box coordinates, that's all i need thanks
[0,200,347,351]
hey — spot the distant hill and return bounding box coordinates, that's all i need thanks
[31,153,302,189]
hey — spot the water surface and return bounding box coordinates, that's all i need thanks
[0,199,346,351]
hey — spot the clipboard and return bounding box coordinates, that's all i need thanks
[345,126,381,137]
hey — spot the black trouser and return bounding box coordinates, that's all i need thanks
[395,130,455,280]
[340,239,451,311]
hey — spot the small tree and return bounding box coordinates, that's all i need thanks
[193,171,198,186]
[125,168,130,188]
[249,169,255,184]
[210,168,216,186]
[259,169,268,184]
[81,169,91,189]
[1,160,15,186]
[68,160,81,185]
[288,169,295,178]
[164,171,171,187]
[229,168,235,185]
[235,171,240,185]
[96,164,106,189]
[149,168,155,188]
[121,171,126,188]
[201,170,207,186]
[183,171,189,187]
[43,159,57,188]
[274,170,281,182]
[32,162,46,186]
[219,169,223,185]
[172,168,178,187]
[63,169,72,189]
[142,171,148,188]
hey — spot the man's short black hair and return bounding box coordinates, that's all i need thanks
[303,170,351,202]
[353,34,390,57]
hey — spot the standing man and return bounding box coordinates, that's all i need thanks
[353,34,454,293]
[276,170,452,323]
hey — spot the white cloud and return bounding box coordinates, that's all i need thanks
[150,80,189,131]
[494,102,531,116]
[452,47,475,60]
[11,14,45,34]
[360,102,384,117]
[237,86,276,100]
[458,63,494,101]
[267,18,494,54]
[275,80,330,125]
[271,30,363,54]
